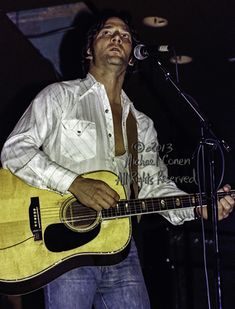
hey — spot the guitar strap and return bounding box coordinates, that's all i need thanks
[126,110,139,199]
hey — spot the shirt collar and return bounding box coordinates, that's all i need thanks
[77,73,97,99]
[79,73,133,108]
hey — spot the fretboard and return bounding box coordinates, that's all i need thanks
[101,190,235,219]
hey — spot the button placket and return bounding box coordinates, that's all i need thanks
[122,103,130,153]
[100,88,115,155]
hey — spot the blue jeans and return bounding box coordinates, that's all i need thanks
[44,240,150,309]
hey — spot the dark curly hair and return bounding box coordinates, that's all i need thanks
[81,9,139,76]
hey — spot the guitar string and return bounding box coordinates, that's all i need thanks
[39,193,207,214]
[14,187,232,210]
[43,195,207,211]
[39,198,208,223]
[5,190,223,226]
[40,206,199,224]
[0,207,201,250]
[39,190,230,215]
[28,191,229,224]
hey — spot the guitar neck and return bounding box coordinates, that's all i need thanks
[101,190,235,219]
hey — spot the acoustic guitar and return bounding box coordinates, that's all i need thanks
[0,168,227,295]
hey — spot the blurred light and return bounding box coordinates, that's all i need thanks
[143,16,168,28]
[170,55,193,64]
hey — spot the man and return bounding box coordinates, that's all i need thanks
[1,10,234,309]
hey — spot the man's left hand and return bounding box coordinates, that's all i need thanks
[198,184,235,220]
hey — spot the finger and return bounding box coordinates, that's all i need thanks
[98,181,120,201]
[225,195,235,207]
[219,198,233,212]
[92,194,113,209]
[218,202,234,221]
[218,184,231,192]
[73,178,120,210]
[93,189,119,209]
[94,182,120,208]
[217,204,229,220]
[89,203,103,212]
[223,184,231,192]
[102,193,119,208]
[83,195,103,212]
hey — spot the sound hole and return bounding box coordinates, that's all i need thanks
[61,198,100,232]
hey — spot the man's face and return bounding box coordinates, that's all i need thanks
[89,17,133,69]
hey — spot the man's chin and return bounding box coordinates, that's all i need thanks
[107,56,126,66]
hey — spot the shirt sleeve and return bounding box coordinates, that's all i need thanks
[0,83,78,194]
[136,113,195,225]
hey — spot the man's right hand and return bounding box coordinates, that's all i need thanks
[68,176,120,212]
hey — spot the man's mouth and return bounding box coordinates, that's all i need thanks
[109,46,121,53]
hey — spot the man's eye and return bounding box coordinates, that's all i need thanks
[102,30,112,36]
[121,33,132,41]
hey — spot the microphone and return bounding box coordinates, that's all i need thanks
[134,44,171,60]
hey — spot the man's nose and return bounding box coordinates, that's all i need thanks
[111,31,122,43]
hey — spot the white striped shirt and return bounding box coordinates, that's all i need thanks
[1,73,194,224]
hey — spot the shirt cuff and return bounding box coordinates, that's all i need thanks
[160,207,195,225]
[45,166,78,194]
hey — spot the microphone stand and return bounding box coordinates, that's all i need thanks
[155,59,231,309]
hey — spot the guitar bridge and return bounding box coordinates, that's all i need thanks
[29,197,42,241]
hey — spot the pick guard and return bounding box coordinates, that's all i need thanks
[44,223,100,252]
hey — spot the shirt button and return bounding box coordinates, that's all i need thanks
[108,133,112,137]
[105,109,109,113]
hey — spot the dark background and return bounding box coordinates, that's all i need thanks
[0,1,235,308]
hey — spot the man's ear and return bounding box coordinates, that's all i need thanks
[86,48,93,60]
[128,57,134,66]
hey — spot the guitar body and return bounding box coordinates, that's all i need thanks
[0,169,131,295]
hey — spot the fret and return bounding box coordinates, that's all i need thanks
[144,200,150,213]
[145,198,154,212]
[175,197,181,208]
[191,193,201,210]
[102,188,235,219]
[141,199,147,213]
[132,200,138,214]
[116,203,120,214]
[141,201,146,212]
[160,198,166,211]
[191,195,196,205]
[188,194,194,209]
[112,203,118,217]
[144,199,151,214]
[171,196,181,210]
[119,201,126,216]
[109,205,114,217]
[175,195,192,209]
[152,199,156,212]
[150,198,155,212]
[103,202,119,218]
[195,192,207,207]
[166,197,171,210]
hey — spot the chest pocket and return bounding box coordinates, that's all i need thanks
[61,120,96,161]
